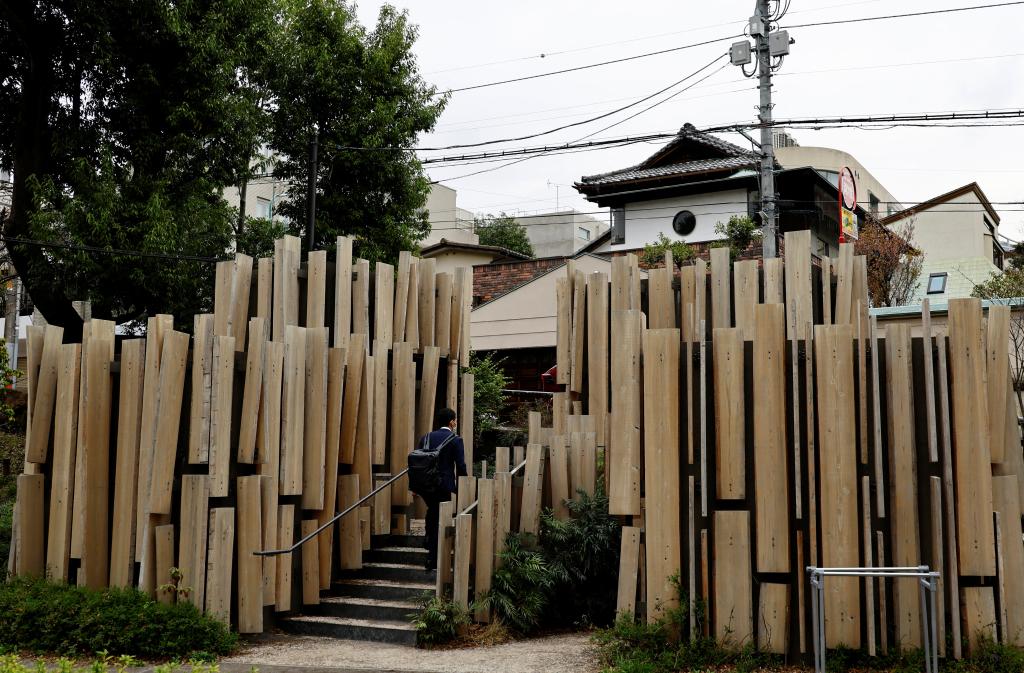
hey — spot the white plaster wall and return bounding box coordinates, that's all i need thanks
[429,250,494,276]
[614,189,750,251]
[897,192,996,263]
[775,146,901,216]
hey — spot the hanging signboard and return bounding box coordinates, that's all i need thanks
[838,166,858,242]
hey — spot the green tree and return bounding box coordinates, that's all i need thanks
[713,215,762,260]
[1,0,277,334]
[474,213,535,257]
[266,1,446,262]
[641,232,694,269]
[466,352,509,442]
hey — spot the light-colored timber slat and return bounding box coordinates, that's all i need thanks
[754,305,788,572]
[275,504,295,612]
[339,333,366,464]
[609,312,642,516]
[25,324,63,463]
[713,510,753,644]
[15,474,45,577]
[616,526,641,619]
[188,314,214,464]
[46,344,81,582]
[418,258,437,351]
[205,507,235,624]
[334,235,353,350]
[587,272,609,450]
[237,317,268,464]
[302,327,329,509]
[208,335,235,498]
[986,304,1010,464]
[109,339,145,588]
[713,327,745,500]
[178,475,210,609]
[280,325,306,496]
[301,519,321,606]
[758,583,789,654]
[710,246,731,330]
[733,259,757,340]
[306,250,327,329]
[474,478,496,622]
[236,476,264,633]
[82,319,115,590]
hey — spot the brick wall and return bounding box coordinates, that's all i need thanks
[473,257,567,305]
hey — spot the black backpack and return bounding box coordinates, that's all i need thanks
[407,431,456,499]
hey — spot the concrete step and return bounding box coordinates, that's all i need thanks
[365,546,428,565]
[306,595,419,622]
[279,614,417,646]
[330,577,434,602]
[343,562,436,584]
[372,533,427,549]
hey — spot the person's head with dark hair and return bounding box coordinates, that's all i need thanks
[435,407,457,430]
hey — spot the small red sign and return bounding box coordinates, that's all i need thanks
[839,167,857,211]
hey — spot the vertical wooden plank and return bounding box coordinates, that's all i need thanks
[259,341,285,469]
[214,260,233,338]
[154,524,176,605]
[178,475,210,609]
[606,309,638,514]
[373,479,391,535]
[877,531,889,654]
[436,500,454,595]
[754,305,789,572]
[275,504,295,612]
[230,253,254,349]
[987,305,1010,464]
[519,443,544,535]
[188,314,214,464]
[474,478,495,622]
[394,251,411,343]
[461,266,472,368]
[821,258,832,326]
[763,258,784,304]
[338,474,362,569]
[885,324,921,646]
[301,520,320,606]
[461,372,474,472]
[390,342,414,509]
[46,344,81,581]
[148,330,189,515]
[713,510,753,644]
[25,325,62,463]
[273,235,301,341]
[306,250,327,328]
[758,583,790,654]
[405,256,420,350]
[257,257,273,324]
[962,587,997,653]
[339,333,366,464]
[374,261,395,348]
[450,267,466,363]
[280,325,306,496]
[417,346,441,439]
[260,476,278,606]
[109,339,145,587]
[922,299,938,463]
[858,301,870,466]
[714,327,745,500]
[948,299,995,576]
[418,257,437,351]
[353,257,371,339]
[783,230,812,341]
[733,260,758,340]
[453,513,472,609]
[834,244,855,325]
[815,324,861,647]
[616,526,641,619]
[373,340,389,466]
[870,316,887,518]
[432,272,452,360]
[354,352,375,498]
[937,330,963,659]
[863,476,877,656]
[549,436,570,520]
[209,335,235,498]
[205,507,235,623]
[302,327,328,509]
[570,270,587,394]
[648,267,674,329]
[496,447,510,473]
[642,329,681,623]
[494,472,512,566]
[14,474,44,576]
[237,317,268,463]
[710,246,731,330]
[334,235,353,350]
[929,477,944,653]
[237,476,264,633]
[318,341,344,574]
[587,273,609,450]
[82,319,115,589]
[556,276,571,384]
[994,476,1024,645]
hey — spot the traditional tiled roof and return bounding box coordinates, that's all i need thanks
[577,123,757,189]
[578,156,756,186]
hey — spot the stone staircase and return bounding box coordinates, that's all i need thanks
[279,533,433,645]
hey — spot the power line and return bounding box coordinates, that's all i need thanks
[438,34,742,95]
[781,0,1024,29]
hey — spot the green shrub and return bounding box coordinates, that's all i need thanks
[479,533,557,633]
[0,577,237,659]
[409,593,470,647]
[539,487,621,627]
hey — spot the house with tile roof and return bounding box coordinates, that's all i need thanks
[879,182,1006,302]
[574,123,866,260]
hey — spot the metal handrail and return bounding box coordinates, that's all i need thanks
[254,468,409,556]
[458,458,528,516]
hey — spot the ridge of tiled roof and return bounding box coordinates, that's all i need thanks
[579,155,756,187]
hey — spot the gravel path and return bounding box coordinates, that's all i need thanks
[222,632,600,673]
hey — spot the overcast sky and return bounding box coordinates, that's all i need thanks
[352,0,1024,239]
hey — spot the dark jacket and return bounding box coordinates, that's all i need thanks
[421,427,467,495]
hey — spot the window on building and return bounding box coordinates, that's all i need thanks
[257,197,272,220]
[869,192,880,217]
[995,242,1004,270]
[611,207,625,245]
[672,210,697,237]
[577,226,591,241]
[927,272,948,295]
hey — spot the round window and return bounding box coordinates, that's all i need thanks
[672,210,697,236]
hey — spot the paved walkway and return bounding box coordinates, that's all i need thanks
[220,631,599,673]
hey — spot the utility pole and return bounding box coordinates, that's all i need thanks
[306,132,319,253]
[730,1,793,259]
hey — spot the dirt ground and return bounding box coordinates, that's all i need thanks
[221,631,600,673]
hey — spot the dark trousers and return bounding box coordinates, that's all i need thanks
[425,497,440,568]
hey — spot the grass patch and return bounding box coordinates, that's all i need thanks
[0,577,237,659]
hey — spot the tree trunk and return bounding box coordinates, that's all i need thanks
[236,178,248,240]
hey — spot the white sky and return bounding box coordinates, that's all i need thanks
[353,0,1024,240]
